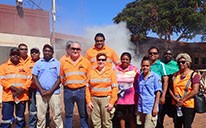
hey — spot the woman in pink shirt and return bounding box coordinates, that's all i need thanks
[114,52,140,128]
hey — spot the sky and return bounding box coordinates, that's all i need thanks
[0,0,202,42]
[0,0,135,36]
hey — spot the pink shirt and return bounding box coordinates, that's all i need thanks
[114,64,140,105]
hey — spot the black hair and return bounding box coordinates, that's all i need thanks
[94,33,105,41]
[121,52,132,61]
[43,44,54,53]
[18,43,28,48]
[141,55,152,65]
[148,46,160,54]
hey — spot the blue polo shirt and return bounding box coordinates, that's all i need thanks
[32,58,61,95]
[136,71,162,114]
[151,60,168,78]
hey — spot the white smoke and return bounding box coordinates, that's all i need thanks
[84,22,141,68]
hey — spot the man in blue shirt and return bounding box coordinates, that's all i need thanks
[32,44,63,128]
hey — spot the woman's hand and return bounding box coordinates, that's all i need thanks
[105,103,113,112]
[87,102,94,111]
[176,98,184,107]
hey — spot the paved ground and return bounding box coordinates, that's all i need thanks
[0,103,205,128]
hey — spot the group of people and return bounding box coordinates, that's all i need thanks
[0,32,200,128]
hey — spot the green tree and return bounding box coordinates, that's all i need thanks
[113,0,206,43]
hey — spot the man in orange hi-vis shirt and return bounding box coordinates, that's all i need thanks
[0,47,31,128]
[18,43,31,65]
[86,53,118,128]
[86,33,121,68]
[27,48,40,128]
[60,41,91,128]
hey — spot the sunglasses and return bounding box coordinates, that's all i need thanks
[149,52,158,55]
[95,40,104,43]
[71,47,81,51]
[20,48,28,51]
[97,58,106,61]
[178,61,186,65]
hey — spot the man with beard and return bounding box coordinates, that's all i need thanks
[157,49,179,127]
[86,33,120,68]
[32,44,63,128]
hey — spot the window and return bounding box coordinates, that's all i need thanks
[194,57,199,65]
[202,58,206,64]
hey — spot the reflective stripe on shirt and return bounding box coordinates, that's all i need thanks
[4,74,28,79]
[64,80,86,85]
[90,78,111,83]
[65,71,85,77]
[91,86,112,91]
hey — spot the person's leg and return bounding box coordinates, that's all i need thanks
[128,105,137,128]
[156,103,164,128]
[64,87,74,128]
[182,107,195,128]
[1,102,14,128]
[28,88,37,128]
[36,94,48,128]
[136,112,144,128]
[99,96,113,128]
[91,97,101,128]
[173,106,183,128]
[116,105,126,128]
[145,114,157,128]
[15,101,26,128]
[49,94,63,128]
[75,87,88,128]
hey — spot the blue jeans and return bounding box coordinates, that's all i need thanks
[28,88,37,128]
[1,101,26,128]
[64,86,88,128]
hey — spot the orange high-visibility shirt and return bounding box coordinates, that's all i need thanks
[20,56,31,65]
[86,45,120,68]
[60,56,91,89]
[173,71,195,108]
[59,55,69,64]
[0,60,32,102]
[86,66,118,105]
[26,59,37,89]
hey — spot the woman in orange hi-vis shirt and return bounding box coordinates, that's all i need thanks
[86,53,118,128]
[169,53,200,128]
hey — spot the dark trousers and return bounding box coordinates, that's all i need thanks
[173,106,195,128]
[156,97,174,128]
[64,86,88,128]
[1,101,26,128]
[28,88,37,128]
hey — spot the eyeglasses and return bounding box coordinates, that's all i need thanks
[149,52,158,55]
[177,61,186,65]
[95,40,104,43]
[97,58,106,61]
[71,47,81,51]
[20,48,28,51]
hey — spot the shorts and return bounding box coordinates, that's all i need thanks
[136,112,157,128]
[115,104,135,118]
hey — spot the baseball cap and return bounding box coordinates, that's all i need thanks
[30,47,40,53]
